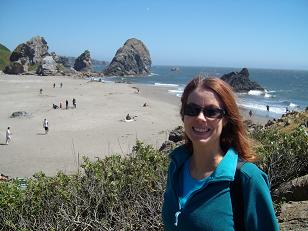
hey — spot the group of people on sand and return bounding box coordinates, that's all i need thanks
[53,98,76,110]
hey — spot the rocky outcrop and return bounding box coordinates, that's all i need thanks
[3,62,24,74]
[273,174,308,202]
[220,68,264,92]
[4,36,49,74]
[279,201,308,230]
[74,50,92,72]
[36,56,58,76]
[104,38,151,76]
[10,111,31,118]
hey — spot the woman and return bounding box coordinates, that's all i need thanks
[162,76,279,230]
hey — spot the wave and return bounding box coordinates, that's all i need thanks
[238,102,286,114]
[168,89,183,94]
[264,93,275,98]
[154,83,179,87]
[289,103,298,107]
[248,90,264,96]
[248,90,275,98]
[148,72,159,76]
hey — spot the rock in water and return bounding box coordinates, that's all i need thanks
[74,50,92,72]
[220,68,264,92]
[104,38,151,76]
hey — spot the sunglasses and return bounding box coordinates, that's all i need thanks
[183,103,226,119]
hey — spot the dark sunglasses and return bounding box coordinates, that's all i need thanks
[183,103,226,119]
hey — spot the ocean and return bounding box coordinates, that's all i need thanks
[95,66,308,118]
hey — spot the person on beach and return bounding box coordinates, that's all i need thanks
[266,105,270,112]
[126,114,132,120]
[66,100,68,109]
[72,98,76,108]
[40,88,43,94]
[53,83,56,88]
[249,110,253,117]
[60,82,63,88]
[43,118,49,134]
[162,76,279,230]
[5,127,12,145]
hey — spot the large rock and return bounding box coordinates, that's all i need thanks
[220,68,264,92]
[104,38,151,76]
[279,201,308,230]
[10,36,48,65]
[74,50,92,72]
[3,62,24,74]
[36,56,58,76]
[4,36,49,74]
[273,174,308,201]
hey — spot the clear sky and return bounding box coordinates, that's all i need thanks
[1,0,307,70]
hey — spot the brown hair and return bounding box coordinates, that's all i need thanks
[180,75,255,162]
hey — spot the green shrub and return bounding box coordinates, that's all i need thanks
[0,141,169,230]
[252,127,308,189]
[0,43,11,70]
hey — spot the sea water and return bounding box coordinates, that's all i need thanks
[96,66,308,118]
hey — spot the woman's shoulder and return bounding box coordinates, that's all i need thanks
[238,162,269,185]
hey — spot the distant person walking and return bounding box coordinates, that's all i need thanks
[72,98,76,108]
[53,83,56,88]
[60,82,63,88]
[66,100,68,109]
[5,127,12,145]
[40,88,43,94]
[43,118,49,134]
[249,110,253,117]
[266,105,270,112]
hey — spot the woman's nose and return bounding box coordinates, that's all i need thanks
[196,110,207,121]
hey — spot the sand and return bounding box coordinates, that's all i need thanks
[0,74,269,178]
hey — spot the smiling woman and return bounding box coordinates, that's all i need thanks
[162,76,279,231]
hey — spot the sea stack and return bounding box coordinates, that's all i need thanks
[104,38,151,76]
[74,50,92,72]
[220,68,264,92]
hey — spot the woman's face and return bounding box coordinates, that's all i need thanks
[183,87,226,150]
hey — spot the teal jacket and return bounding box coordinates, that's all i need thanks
[162,145,279,231]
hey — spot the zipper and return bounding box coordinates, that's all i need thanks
[170,158,231,227]
[173,176,213,227]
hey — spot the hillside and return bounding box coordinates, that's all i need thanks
[0,43,11,70]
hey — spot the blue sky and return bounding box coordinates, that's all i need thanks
[1,0,307,70]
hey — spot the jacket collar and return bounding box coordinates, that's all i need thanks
[170,145,238,181]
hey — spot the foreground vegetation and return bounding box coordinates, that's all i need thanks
[0,43,11,70]
[0,125,307,230]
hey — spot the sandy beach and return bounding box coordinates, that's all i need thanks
[0,74,269,178]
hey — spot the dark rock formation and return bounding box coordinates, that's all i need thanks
[10,111,31,118]
[220,68,264,92]
[10,36,48,65]
[74,50,92,72]
[273,174,308,202]
[4,36,49,74]
[168,126,184,143]
[3,62,24,74]
[104,38,151,76]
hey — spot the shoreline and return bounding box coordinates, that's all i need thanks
[1,74,272,178]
